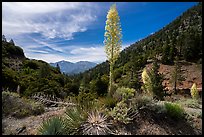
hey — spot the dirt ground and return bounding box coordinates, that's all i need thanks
[113,105,202,135]
[2,98,202,135]
[146,61,202,90]
[2,107,66,135]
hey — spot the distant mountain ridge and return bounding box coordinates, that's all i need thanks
[50,60,97,74]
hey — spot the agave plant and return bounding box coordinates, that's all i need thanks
[81,110,112,135]
[38,116,65,135]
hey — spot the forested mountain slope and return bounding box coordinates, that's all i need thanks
[75,2,202,95]
[2,39,77,98]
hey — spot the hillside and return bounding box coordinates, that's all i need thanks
[145,61,202,92]
[2,39,78,98]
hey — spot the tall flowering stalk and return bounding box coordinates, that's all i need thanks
[104,4,122,95]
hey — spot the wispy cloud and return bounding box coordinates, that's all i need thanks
[2,2,97,40]
[24,45,106,63]
[69,46,106,63]
[25,52,67,63]
[2,2,135,64]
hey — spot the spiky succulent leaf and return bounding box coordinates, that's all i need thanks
[38,116,65,135]
[81,110,112,135]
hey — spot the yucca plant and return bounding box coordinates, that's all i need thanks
[81,110,112,135]
[190,83,199,100]
[38,116,65,135]
[63,106,86,135]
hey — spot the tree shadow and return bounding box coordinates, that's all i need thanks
[125,108,199,135]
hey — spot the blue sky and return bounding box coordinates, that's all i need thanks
[2,2,198,63]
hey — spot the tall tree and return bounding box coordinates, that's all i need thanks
[170,57,185,94]
[161,42,170,64]
[149,58,165,100]
[104,4,122,95]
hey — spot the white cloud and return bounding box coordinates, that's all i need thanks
[21,40,133,63]
[2,2,97,39]
[31,38,65,52]
[2,2,134,64]
[25,45,106,63]
[25,52,66,63]
[70,46,106,63]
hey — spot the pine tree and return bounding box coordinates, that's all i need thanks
[161,42,170,64]
[149,58,165,100]
[56,63,61,73]
[170,57,185,94]
[104,4,122,95]
[2,35,7,42]
[9,39,15,45]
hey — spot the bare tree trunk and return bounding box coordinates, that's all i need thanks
[174,81,177,94]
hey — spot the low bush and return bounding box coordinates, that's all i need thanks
[2,91,45,118]
[98,96,117,109]
[108,101,132,124]
[114,87,135,102]
[177,98,200,109]
[130,95,153,110]
[164,102,185,119]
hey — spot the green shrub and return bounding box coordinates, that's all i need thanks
[98,96,117,109]
[177,98,200,109]
[152,101,167,114]
[2,91,45,118]
[108,101,132,124]
[30,101,45,115]
[77,91,96,104]
[164,102,185,119]
[2,68,19,91]
[23,60,39,70]
[130,95,152,110]
[114,87,135,102]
